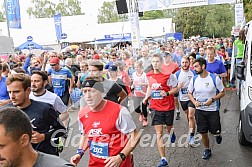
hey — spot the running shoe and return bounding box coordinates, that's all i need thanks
[57,138,64,153]
[170,132,176,143]
[230,82,235,88]
[202,149,212,160]
[189,135,197,147]
[215,135,222,144]
[225,82,230,88]
[139,114,143,122]
[158,159,168,167]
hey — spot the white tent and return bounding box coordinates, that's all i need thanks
[0,15,174,47]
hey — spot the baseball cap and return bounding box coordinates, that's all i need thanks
[108,65,117,72]
[50,57,60,64]
[93,54,99,60]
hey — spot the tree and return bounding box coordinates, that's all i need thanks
[244,0,252,22]
[140,10,165,20]
[0,3,5,22]
[204,4,234,38]
[27,0,83,18]
[97,1,126,24]
[55,0,82,16]
[173,4,234,38]
[0,11,4,22]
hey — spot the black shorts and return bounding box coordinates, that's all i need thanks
[60,89,70,106]
[180,100,190,111]
[224,64,231,70]
[151,110,174,126]
[188,101,195,108]
[195,109,221,134]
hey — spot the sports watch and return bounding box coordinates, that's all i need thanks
[119,153,126,161]
[211,98,215,102]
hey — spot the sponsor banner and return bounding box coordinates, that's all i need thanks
[138,0,158,12]
[167,0,208,9]
[208,0,236,5]
[139,0,236,11]
[54,14,63,41]
[232,25,241,36]
[5,0,21,29]
[130,13,141,49]
[104,33,131,39]
[235,3,245,26]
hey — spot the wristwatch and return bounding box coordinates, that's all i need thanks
[211,98,215,102]
[76,148,85,158]
[166,91,170,96]
[119,153,126,161]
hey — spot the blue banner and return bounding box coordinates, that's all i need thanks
[54,14,62,41]
[5,0,21,29]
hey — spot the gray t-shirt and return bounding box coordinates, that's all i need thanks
[33,152,74,167]
[29,90,67,113]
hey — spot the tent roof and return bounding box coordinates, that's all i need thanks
[0,15,173,47]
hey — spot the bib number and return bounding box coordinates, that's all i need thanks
[181,88,188,94]
[53,80,63,88]
[135,85,143,91]
[151,90,163,99]
[90,141,109,159]
[197,98,208,109]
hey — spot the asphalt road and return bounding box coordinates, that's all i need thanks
[60,90,252,167]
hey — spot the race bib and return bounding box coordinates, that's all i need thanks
[53,80,63,88]
[135,85,143,91]
[181,87,188,94]
[197,98,208,109]
[151,90,163,99]
[90,141,109,159]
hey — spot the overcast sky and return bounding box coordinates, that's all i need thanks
[12,0,114,21]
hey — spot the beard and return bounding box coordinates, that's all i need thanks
[182,66,189,71]
[31,86,43,93]
[195,69,203,74]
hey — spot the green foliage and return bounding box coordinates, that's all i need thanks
[27,0,83,18]
[140,10,165,20]
[244,0,252,22]
[0,3,5,22]
[0,11,4,22]
[97,2,237,38]
[174,4,234,38]
[97,1,126,23]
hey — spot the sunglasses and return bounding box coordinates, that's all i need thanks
[50,64,57,66]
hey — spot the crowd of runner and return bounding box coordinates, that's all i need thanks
[0,34,244,167]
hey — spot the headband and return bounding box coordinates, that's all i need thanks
[82,79,104,93]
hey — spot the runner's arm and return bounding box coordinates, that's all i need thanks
[69,76,75,93]
[143,85,151,104]
[48,75,52,87]
[120,129,139,156]
[70,134,89,166]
